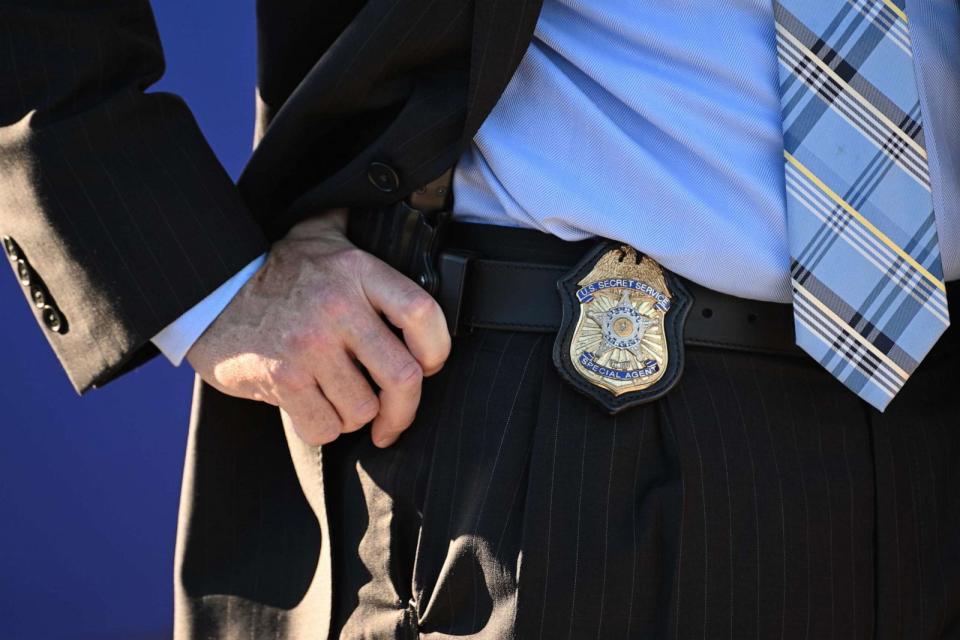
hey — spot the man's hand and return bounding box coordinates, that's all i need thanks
[186,209,451,448]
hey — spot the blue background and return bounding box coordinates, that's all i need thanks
[0,2,258,638]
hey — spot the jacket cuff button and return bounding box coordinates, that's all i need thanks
[42,305,64,333]
[31,287,46,308]
[16,259,31,286]
[2,236,17,261]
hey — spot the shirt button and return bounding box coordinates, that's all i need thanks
[2,236,18,261]
[367,162,400,193]
[42,305,63,333]
[16,259,31,286]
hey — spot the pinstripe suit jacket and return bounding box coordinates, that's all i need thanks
[0,0,544,392]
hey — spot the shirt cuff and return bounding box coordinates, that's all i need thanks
[151,253,267,366]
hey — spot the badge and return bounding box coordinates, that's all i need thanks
[553,241,692,414]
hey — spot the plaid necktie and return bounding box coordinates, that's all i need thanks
[773,0,949,410]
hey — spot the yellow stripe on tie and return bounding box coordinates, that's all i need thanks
[794,280,910,380]
[784,151,946,293]
[881,0,909,24]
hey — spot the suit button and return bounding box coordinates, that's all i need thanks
[30,287,46,308]
[367,162,400,193]
[2,236,17,261]
[15,259,31,286]
[42,305,63,333]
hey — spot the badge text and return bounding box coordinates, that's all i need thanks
[576,279,671,311]
[578,352,660,380]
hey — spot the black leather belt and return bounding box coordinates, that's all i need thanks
[436,222,804,357]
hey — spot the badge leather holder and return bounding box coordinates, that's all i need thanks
[553,241,692,414]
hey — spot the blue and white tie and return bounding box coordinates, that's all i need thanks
[773,0,949,410]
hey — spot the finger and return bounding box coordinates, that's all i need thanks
[279,386,342,446]
[360,259,451,376]
[371,365,422,448]
[345,314,423,447]
[314,351,380,433]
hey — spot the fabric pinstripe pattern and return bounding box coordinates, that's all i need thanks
[773,0,949,410]
[0,2,269,392]
[315,324,960,639]
[174,221,960,638]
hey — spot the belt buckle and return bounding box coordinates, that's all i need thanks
[553,241,692,414]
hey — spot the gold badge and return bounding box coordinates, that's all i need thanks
[570,246,671,394]
[553,241,691,413]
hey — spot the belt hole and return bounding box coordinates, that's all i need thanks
[701,308,713,319]
[747,313,758,324]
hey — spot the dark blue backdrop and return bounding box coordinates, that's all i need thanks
[0,2,258,637]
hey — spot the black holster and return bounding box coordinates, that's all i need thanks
[347,201,451,296]
[346,168,474,335]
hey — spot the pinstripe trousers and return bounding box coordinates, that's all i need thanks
[322,320,960,639]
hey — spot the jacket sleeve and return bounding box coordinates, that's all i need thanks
[0,1,268,393]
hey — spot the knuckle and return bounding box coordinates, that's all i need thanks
[333,248,374,278]
[351,397,379,425]
[299,411,342,445]
[281,325,336,355]
[399,290,439,324]
[385,359,423,388]
[269,362,307,393]
[280,328,312,353]
[336,247,368,266]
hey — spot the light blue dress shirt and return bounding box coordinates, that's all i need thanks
[152,0,960,364]
[452,0,960,300]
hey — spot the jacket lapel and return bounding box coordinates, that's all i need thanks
[464,0,545,137]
